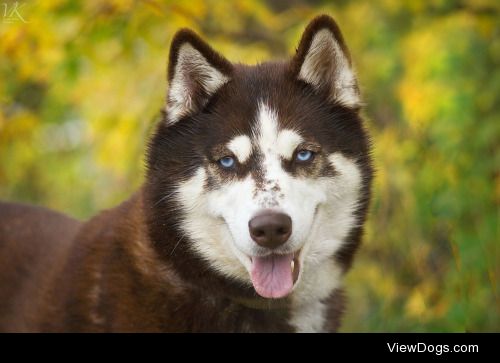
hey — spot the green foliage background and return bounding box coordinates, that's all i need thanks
[0,0,498,331]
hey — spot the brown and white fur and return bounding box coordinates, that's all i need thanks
[0,15,372,332]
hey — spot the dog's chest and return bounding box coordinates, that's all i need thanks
[290,300,328,332]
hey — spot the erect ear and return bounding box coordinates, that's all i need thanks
[290,15,360,108]
[165,29,233,124]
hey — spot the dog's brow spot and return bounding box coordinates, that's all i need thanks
[227,135,252,163]
[277,129,303,160]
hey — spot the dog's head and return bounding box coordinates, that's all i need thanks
[146,15,372,301]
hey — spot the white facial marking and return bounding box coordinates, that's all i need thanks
[277,129,303,160]
[328,153,363,201]
[298,29,359,108]
[227,135,252,163]
[256,102,280,153]
[167,43,230,124]
[176,167,249,281]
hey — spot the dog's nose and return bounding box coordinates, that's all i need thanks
[248,212,292,249]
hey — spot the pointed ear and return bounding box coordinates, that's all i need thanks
[291,15,360,108]
[165,29,233,124]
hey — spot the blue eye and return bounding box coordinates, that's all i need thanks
[219,156,235,169]
[296,150,314,162]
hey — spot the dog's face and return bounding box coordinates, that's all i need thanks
[146,15,372,301]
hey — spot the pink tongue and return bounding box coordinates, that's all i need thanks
[250,254,294,299]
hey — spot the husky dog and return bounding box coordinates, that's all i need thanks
[0,15,372,332]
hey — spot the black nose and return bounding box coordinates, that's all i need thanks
[248,212,292,249]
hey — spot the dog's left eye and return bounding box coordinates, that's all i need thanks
[218,156,236,169]
[295,150,314,162]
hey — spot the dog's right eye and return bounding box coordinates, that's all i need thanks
[218,156,236,169]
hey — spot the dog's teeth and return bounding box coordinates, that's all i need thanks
[291,260,295,273]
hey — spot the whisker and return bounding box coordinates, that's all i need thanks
[154,190,178,207]
[170,235,185,256]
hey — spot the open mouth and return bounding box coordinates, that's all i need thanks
[249,250,301,299]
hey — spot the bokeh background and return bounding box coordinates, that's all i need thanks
[0,0,498,331]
